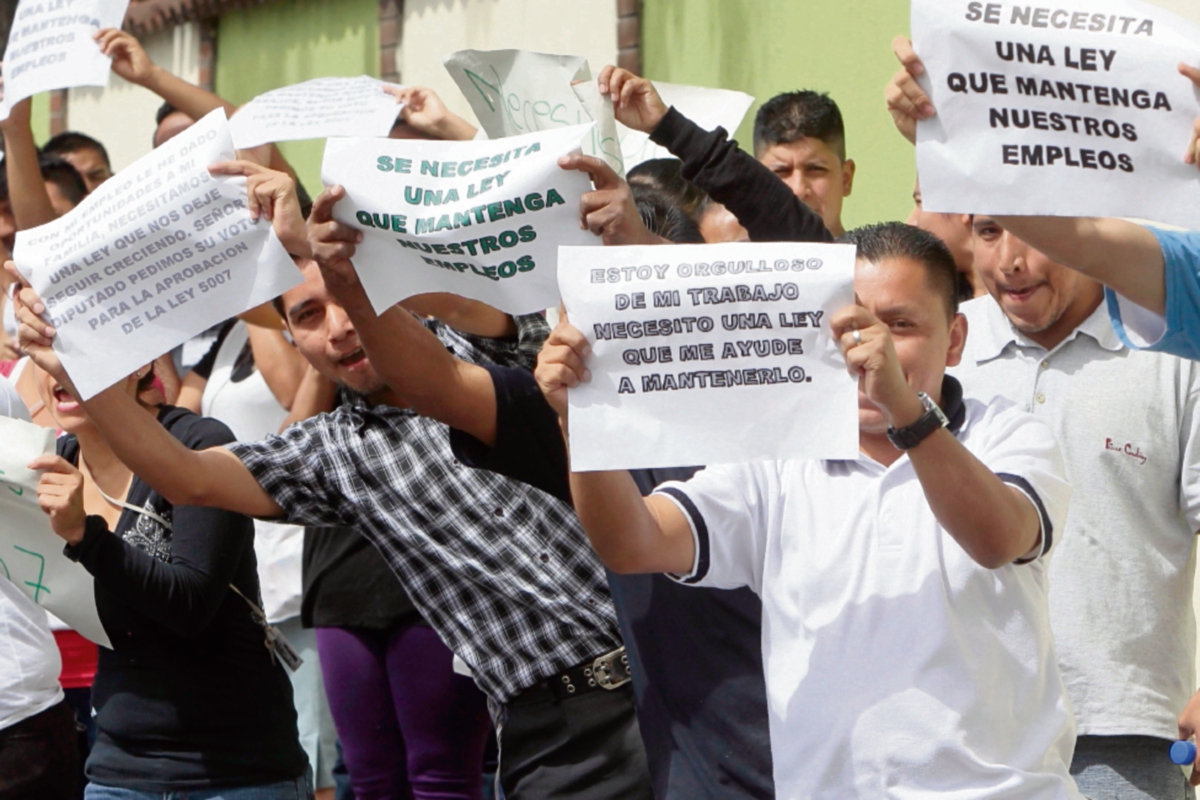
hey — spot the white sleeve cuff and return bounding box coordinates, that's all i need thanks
[653,486,709,584]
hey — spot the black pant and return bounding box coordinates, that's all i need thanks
[499,682,653,800]
[0,700,80,800]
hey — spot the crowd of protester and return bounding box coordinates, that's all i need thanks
[2,18,1200,800]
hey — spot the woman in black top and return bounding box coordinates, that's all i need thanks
[27,357,310,799]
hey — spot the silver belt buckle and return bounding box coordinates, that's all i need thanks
[590,647,631,690]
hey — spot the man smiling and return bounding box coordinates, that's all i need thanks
[949,216,1200,800]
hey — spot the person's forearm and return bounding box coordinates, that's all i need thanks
[908,430,1041,568]
[82,388,211,506]
[401,294,516,338]
[995,216,1165,313]
[279,365,336,431]
[651,107,832,243]
[74,509,249,637]
[245,325,307,410]
[569,466,694,574]
[3,118,56,230]
[142,65,236,122]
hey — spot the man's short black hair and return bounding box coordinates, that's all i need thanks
[39,154,87,208]
[753,91,846,161]
[156,101,179,128]
[839,222,960,319]
[626,158,706,219]
[43,131,111,169]
[631,186,704,244]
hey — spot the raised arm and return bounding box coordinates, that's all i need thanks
[306,187,502,444]
[0,98,57,229]
[244,319,308,411]
[11,281,282,519]
[829,305,1041,567]
[97,28,236,122]
[534,317,697,574]
[385,86,478,141]
[598,65,831,244]
[991,216,1165,313]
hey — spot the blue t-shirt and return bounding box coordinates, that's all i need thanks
[1107,228,1200,359]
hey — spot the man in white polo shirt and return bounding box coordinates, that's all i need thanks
[539,222,1084,798]
[951,215,1200,800]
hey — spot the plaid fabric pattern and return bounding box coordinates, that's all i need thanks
[228,314,621,701]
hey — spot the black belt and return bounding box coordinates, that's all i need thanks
[508,647,632,706]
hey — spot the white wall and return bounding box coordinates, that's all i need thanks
[65,23,203,172]
[397,0,619,127]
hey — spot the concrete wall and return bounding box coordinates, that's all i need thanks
[397,0,619,127]
[64,24,203,171]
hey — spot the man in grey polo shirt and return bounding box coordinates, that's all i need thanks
[951,215,1200,800]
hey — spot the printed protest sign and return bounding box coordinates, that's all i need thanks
[444,49,625,174]
[1,0,129,120]
[559,242,858,471]
[14,109,302,400]
[0,416,110,647]
[321,124,597,316]
[229,76,403,149]
[619,83,756,168]
[912,0,1200,228]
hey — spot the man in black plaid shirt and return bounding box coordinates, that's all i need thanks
[35,257,652,799]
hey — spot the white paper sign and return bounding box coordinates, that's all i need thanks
[14,109,302,401]
[619,83,756,169]
[913,0,1200,228]
[1,0,130,120]
[559,242,858,471]
[444,49,625,174]
[321,124,597,315]
[0,416,110,647]
[229,76,403,149]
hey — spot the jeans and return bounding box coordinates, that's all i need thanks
[1072,735,1195,800]
[83,774,311,800]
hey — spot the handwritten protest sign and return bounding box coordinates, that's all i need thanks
[0,417,110,647]
[912,0,1200,228]
[619,83,756,168]
[559,242,858,471]
[1,0,129,120]
[229,76,403,149]
[444,49,625,174]
[321,124,597,315]
[14,109,302,400]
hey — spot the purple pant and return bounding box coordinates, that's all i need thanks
[315,624,491,800]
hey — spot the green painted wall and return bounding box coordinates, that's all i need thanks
[642,0,914,230]
[214,0,380,196]
[30,93,50,145]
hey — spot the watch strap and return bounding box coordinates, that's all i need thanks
[887,394,950,450]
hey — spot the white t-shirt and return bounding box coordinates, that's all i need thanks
[200,321,304,624]
[952,296,1200,738]
[0,387,63,730]
[656,392,1081,799]
[0,373,29,422]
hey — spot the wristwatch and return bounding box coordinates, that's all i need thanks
[886,392,950,450]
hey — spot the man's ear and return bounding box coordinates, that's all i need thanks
[841,158,856,197]
[945,312,968,368]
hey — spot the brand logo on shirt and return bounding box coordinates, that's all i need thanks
[1105,438,1147,465]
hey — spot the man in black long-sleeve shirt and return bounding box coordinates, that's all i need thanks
[306,67,835,800]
